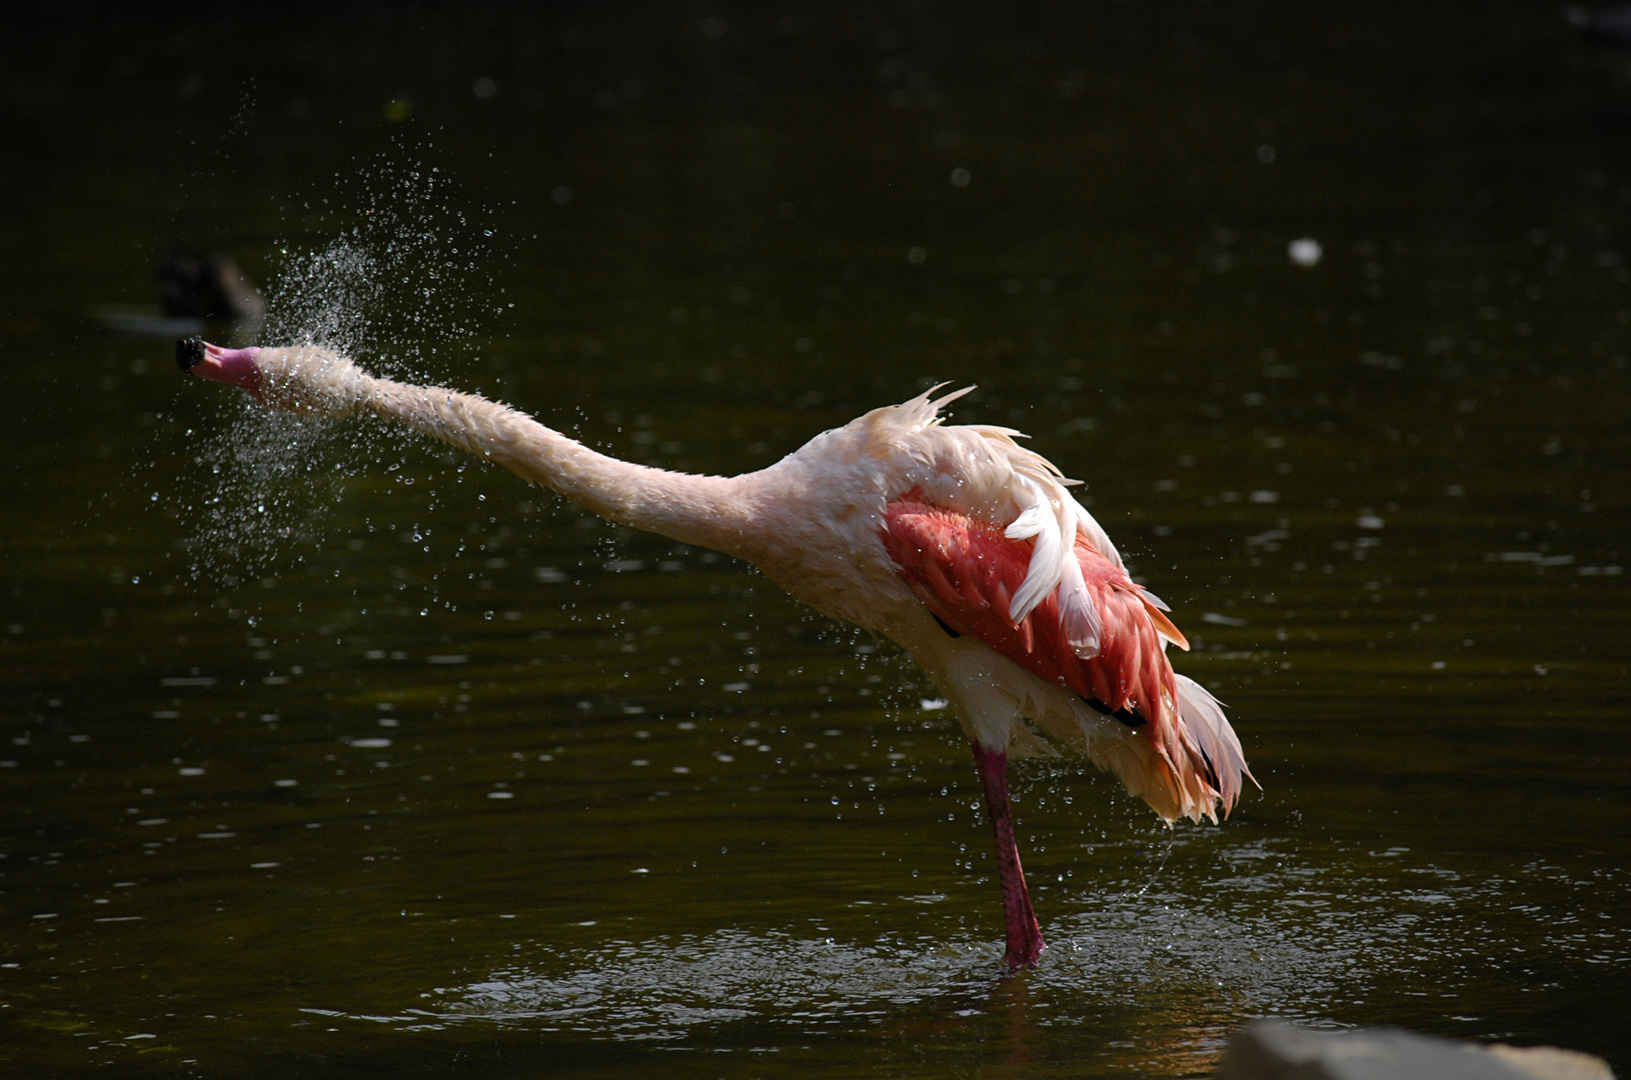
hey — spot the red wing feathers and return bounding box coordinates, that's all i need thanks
[881,497,1177,727]
[881,495,1244,823]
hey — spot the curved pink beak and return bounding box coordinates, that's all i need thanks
[176,337,263,400]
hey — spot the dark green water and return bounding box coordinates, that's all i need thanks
[3,4,1628,1076]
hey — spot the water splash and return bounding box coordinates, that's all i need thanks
[263,152,498,374]
[167,148,499,586]
[395,930,1001,1037]
[341,891,1336,1044]
[305,835,1627,1051]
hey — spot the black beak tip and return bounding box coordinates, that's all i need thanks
[176,336,205,373]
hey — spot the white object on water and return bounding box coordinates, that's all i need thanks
[1288,237,1323,268]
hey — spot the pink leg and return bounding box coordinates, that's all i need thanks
[971,741,1044,967]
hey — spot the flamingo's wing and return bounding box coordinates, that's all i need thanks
[882,498,1177,724]
[881,497,1250,820]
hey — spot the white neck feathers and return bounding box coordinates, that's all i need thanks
[363,376,752,554]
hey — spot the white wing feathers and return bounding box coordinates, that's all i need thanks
[1004,477,1104,654]
[863,386,1120,659]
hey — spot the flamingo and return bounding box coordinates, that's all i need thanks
[176,336,1252,968]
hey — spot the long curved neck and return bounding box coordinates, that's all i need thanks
[362,375,758,557]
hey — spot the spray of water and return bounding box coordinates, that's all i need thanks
[263,155,497,373]
[165,148,503,589]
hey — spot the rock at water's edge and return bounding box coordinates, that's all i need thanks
[1214,1020,1614,1080]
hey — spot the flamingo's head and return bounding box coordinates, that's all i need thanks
[176,337,264,401]
[177,336,367,418]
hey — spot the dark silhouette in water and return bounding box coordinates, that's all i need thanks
[156,247,265,321]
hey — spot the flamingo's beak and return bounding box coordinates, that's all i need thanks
[177,337,264,401]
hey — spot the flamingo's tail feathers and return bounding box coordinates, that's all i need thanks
[1066,674,1252,825]
[1170,674,1254,818]
[1066,715,1183,818]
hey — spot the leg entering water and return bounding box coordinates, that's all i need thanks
[970,741,1044,967]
